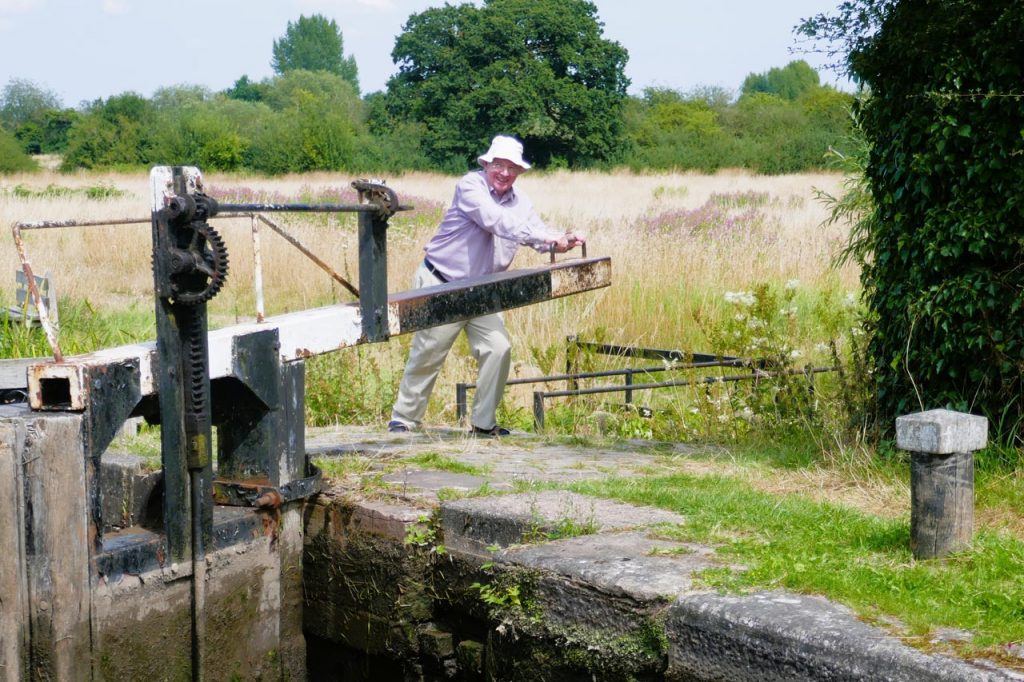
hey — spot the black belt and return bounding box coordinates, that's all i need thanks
[423,258,449,283]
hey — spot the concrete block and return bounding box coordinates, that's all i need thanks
[456,639,484,677]
[665,591,1006,681]
[100,453,161,531]
[896,409,987,454]
[417,622,455,660]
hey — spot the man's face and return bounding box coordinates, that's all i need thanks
[483,158,524,195]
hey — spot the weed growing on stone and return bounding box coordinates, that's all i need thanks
[404,514,447,557]
[402,451,490,476]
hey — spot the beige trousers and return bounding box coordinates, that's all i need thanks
[390,262,511,430]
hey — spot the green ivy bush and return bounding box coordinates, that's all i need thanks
[851,0,1024,438]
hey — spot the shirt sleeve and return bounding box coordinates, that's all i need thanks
[455,175,562,247]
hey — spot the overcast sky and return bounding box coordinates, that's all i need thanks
[0,0,852,108]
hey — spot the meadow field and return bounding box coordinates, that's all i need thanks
[0,166,856,436]
[7,168,1024,665]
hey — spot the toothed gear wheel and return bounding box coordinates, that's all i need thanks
[171,221,229,305]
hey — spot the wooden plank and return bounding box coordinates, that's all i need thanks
[21,413,93,678]
[0,358,38,390]
[0,421,29,680]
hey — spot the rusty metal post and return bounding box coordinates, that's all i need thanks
[566,335,580,392]
[896,409,986,559]
[11,225,63,362]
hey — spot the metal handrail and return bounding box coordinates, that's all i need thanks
[455,357,752,421]
[530,365,833,429]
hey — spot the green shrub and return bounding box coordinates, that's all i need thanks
[849,0,1024,439]
[305,346,402,426]
[0,128,37,173]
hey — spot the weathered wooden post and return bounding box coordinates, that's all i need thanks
[895,408,986,559]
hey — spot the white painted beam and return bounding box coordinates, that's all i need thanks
[27,257,610,411]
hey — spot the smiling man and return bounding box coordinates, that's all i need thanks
[388,134,585,437]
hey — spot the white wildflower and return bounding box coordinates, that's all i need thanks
[789,349,803,360]
[814,342,829,353]
[843,292,858,308]
[725,291,755,307]
[785,279,800,290]
[734,313,746,322]
[717,414,729,423]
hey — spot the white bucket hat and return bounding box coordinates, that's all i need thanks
[478,135,531,170]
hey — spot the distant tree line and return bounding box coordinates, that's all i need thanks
[0,2,854,176]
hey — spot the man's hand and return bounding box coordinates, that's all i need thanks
[565,231,586,248]
[549,231,586,253]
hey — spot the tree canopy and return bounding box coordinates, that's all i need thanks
[741,60,821,101]
[0,78,62,131]
[379,0,629,170]
[272,14,360,93]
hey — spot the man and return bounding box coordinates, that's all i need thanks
[388,134,585,436]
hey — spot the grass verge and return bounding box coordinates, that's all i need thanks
[564,469,1024,666]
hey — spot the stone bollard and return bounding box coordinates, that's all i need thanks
[895,409,987,559]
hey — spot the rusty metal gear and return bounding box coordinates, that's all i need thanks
[170,221,229,305]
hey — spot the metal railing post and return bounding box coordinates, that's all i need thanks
[456,383,468,423]
[566,335,580,391]
[533,391,546,431]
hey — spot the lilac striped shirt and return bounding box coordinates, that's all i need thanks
[423,170,561,281]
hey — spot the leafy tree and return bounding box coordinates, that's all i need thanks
[245,70,365,173]
[623,87,736,171]
[741,60,821,101]
[0,128,38,173]
[13,108,78,154]
[272,15,359,93]
[381,0,629,169]
[61,93,155,170]
[0,78,61,131]
[685,84,735,110]
[728,92,832,173]
[261,69,361,117]
[223,75,267,102]
[800,0,1024,438]
[150,84,212,111]
[150,98,254,171]
[621,77,850,174]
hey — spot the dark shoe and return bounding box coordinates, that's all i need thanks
[472,425,511,437]
[388,420,410,433]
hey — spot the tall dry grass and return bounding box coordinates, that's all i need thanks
[1,167,854,422]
